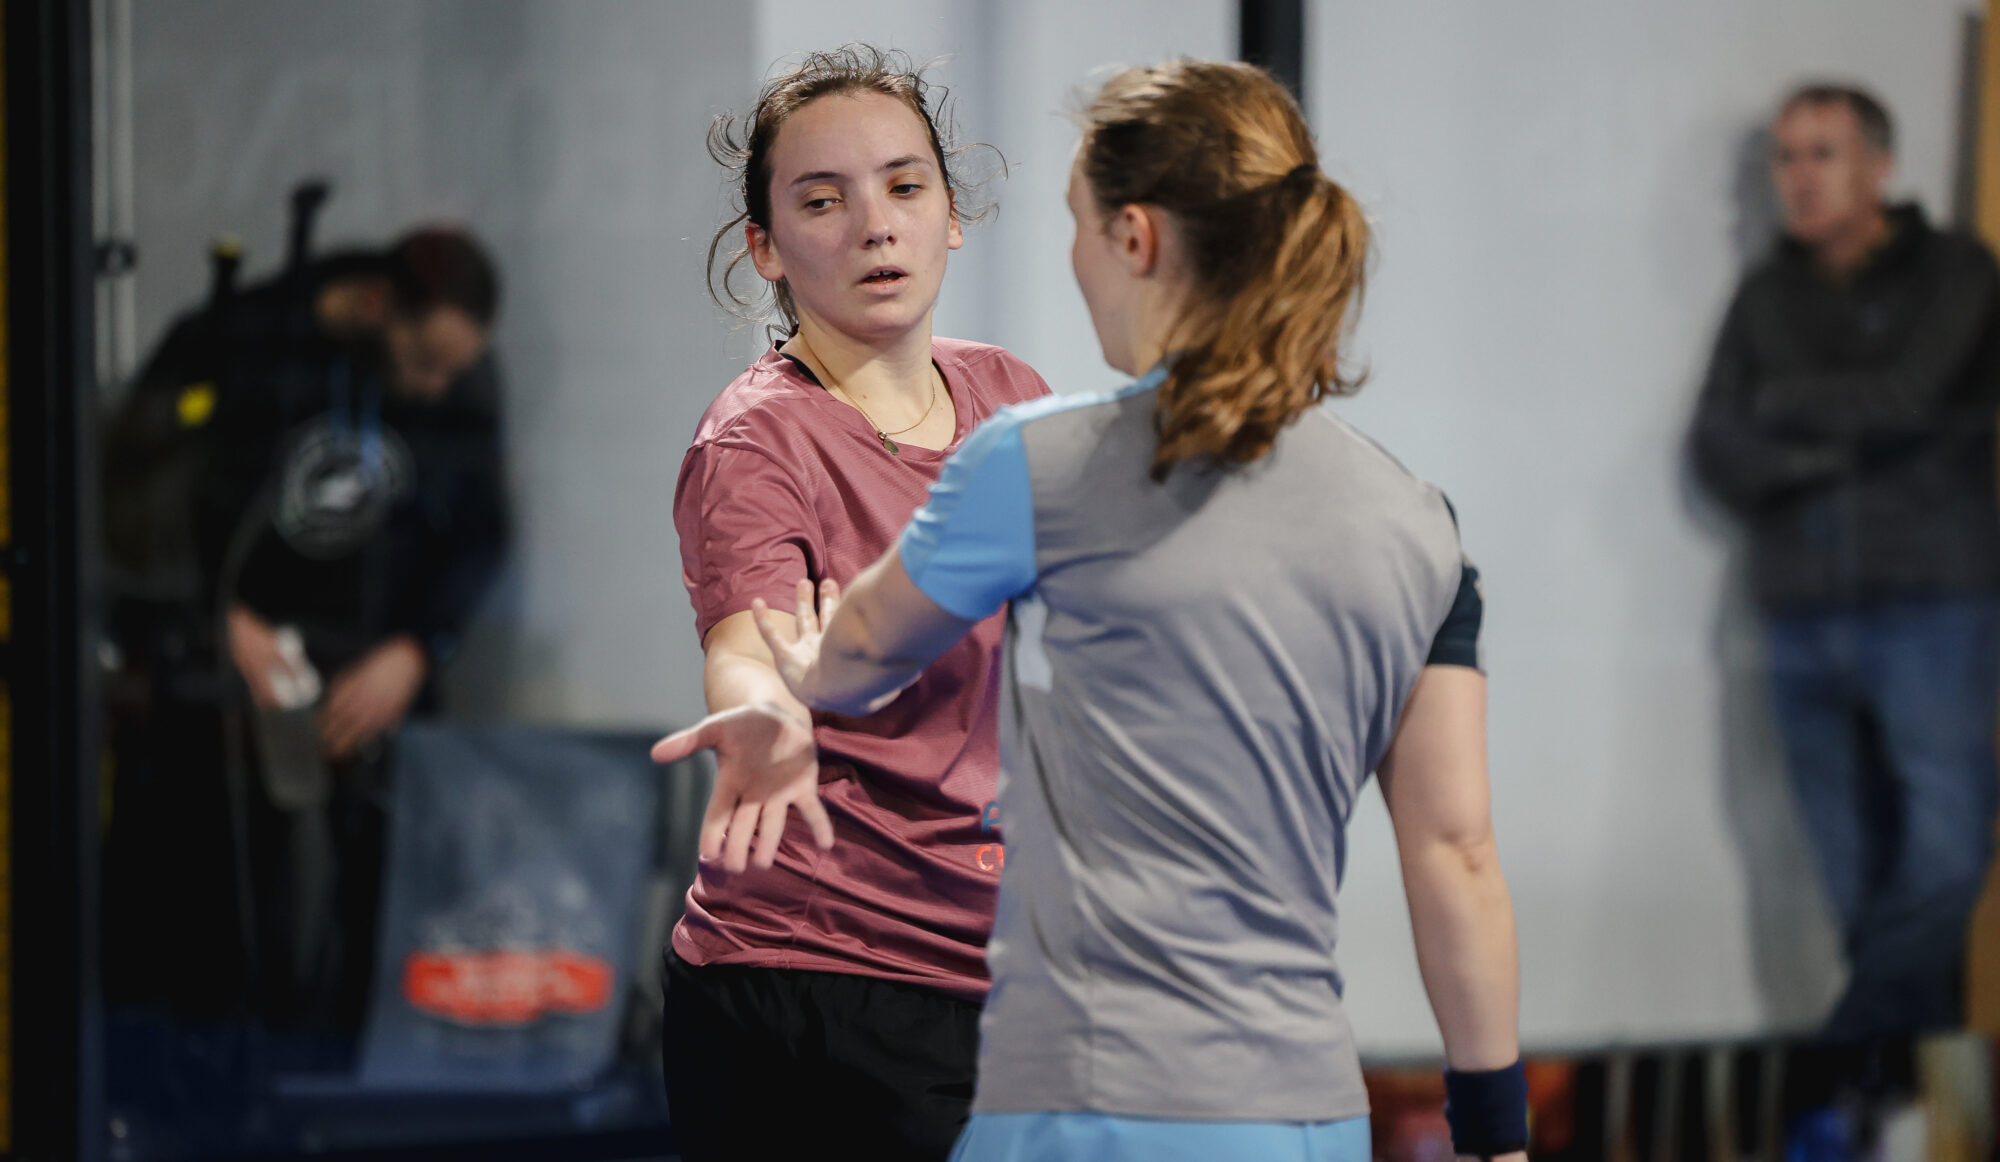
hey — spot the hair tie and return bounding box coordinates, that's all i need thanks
[1284,163,1319,186]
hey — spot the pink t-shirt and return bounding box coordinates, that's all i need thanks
[670,338,1051,1000]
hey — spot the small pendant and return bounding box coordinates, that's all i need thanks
[879,433,900,455]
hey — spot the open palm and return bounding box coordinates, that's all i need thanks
[651,700,834,873]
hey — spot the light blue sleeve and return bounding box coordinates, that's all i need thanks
[898,409,1037,620]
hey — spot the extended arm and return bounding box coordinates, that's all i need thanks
[667,408,1032,865]
[649,440,845,874]
[756,407,1034,714]
[703,611,816,727]
[650,611,834,873]
[754,552,978,717]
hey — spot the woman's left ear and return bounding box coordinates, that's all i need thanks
[1119,204,1160,276]
[947,199,965,251]
[747,221,785,283]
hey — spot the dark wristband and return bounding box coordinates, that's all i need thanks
[1443,1059,1529,1158]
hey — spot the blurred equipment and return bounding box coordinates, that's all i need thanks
[101,722,709,1157]
[356,725,671,1093]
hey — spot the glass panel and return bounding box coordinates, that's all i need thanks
[92,2,745,1155]
[85,3,2000,1160]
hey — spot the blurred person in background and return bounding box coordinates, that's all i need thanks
[1690,83,2000,1041]
[100,223,510,1038]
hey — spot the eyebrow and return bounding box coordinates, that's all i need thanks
[788,155,934,187]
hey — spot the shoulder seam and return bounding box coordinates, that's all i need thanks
[691,374,818,449]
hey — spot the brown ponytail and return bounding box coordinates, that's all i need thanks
[1076,60,1371,480]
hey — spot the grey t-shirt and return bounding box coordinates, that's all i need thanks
[898,366,1481,1121]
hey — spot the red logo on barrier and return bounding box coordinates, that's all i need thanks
[402,949,615,1026]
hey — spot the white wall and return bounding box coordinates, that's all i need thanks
[1309,0,1980,1054]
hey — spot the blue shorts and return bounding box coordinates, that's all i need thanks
[949,1111,1372,1162]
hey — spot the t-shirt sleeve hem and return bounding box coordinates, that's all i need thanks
[899,413,1038,620]
[676,440,823,645]
[1423,559,1485,672]
[693,586,814,645]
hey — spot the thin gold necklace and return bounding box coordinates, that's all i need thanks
[792,333,939,455]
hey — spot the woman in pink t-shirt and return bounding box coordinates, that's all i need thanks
[649,44,1049,1162]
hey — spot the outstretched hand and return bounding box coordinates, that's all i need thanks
[651,700,835,873]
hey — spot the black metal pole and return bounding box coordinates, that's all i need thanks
[6,0,104,1157]
[1239,0,1307,108]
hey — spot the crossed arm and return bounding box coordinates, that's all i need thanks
[1688,295,1851,514]
[1753,251,1999,438]
[1691,256,2000,515]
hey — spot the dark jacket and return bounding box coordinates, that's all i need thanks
[106,253,510,678]
[1690,204,2000,611]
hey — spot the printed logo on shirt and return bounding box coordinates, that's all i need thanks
[977,799,1004,872]
[273,414,414,559]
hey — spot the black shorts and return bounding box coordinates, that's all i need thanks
[659,946,983,1162]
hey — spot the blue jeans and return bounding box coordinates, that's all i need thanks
[1766,596,2000,1038]
[950,1112,1371,1162]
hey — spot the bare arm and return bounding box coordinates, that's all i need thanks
[1378,665,1525,1162]
[702,610,815,723]
[649,611,834,873]
[660,547,981,870]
